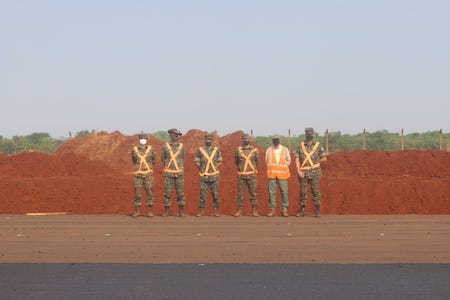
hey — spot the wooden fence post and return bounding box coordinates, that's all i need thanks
[401,128,405,151]
[288,129,291,152]
[325,129,329,153]
[362,128,366,150]
[440,128,443,150]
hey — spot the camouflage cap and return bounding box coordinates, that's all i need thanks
[205,133,213,140]
[272,135,281,140]
[168,128,182,135]
[138,132,147,139]
[305,127,315,134]
[242,133,251,139]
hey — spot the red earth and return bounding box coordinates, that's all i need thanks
[1,130,449,216]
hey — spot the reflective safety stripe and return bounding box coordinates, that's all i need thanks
[237,147,258,175]
[299,142,321,171]
[164,142,184,173]
[133,145,153,175]
[198,147,219,176]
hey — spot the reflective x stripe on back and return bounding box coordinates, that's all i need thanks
[199,147,219,176]
[164,142,184,173]
[300,142,321,170]
[133,145,153,175]
[237,147,258,175]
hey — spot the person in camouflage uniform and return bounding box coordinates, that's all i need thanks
[233,133,260,217]
[195,133,223,217]
[295,127,327,218]
[131,133,156,218]
[161,128,186,217]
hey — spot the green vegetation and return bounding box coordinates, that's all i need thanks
[0,130,448,155]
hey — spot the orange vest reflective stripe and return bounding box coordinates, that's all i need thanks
[133,145,153,175]
[266,146,290,179]
[164,142,184,173]
[299,142,321,171]
[237,147,258,175]
[198,147,219,176]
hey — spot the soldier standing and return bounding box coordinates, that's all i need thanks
[295,127,327,218]
[131,133,156,218]
[265,136,291,217]
[195,133,223,217]
[161,128,186,217]
[234,133,260,217]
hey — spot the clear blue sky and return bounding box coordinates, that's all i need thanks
[1,0,449,138]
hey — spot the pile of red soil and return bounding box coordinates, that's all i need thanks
[1,130,449,215]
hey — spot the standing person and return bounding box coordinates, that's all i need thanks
[265,136,291,217]
[195,133,223,217]
[161,128,186,217]
[295,127,327,218]
[131,132,156,218]
[234,133,260,217]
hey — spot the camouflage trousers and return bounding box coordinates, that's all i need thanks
[268,178,289,210]
[299,171,322,207]
[236,175,257,209]
[164,173,186,207]
[199,176,220,208]
[133,174,154,208]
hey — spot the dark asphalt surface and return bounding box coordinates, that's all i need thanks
[1,264,450,299]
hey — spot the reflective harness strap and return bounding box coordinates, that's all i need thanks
[237,147,258,175]
[199,147,219,176]
[133,145,153,175]
[299,142,321,170]
[164,142,184,173]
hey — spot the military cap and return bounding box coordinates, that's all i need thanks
[205,133,213,140]
[138,132,147,139]
[168,128,182,135]
[305,127,315,134]
[242,133,251,139]
[272,135,281,140]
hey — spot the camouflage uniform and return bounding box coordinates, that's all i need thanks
[295,139,326,208]
[235,144,259,209]
[162,141,186,207]
[195,143,222,209]
[131,144,156,208]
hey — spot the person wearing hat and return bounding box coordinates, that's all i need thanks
[295,127,327,217]
[161,128,186,217]
[265,135,291,217]
[194,132,223,217]
[234,133,260,217]
[131,132,156,218]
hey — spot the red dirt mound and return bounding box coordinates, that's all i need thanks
[1,130,449,215]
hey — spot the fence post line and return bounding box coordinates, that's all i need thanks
[325,129,329,153]
[288,129,291,152]
[440,128,443,150]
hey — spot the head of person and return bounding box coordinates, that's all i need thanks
[242,133,251,146]
[272,136,281,146]
[204,133,213,146]
[138,133,147,146]
[168,128,182,141]
[305,127,315,141]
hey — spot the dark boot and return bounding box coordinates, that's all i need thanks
[178,205,184,218]
[314,205,321,218]
[196,208,204,217]
[163,206,170,217]
[132,207,141,218]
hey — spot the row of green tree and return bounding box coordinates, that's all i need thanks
[0,130,448,155]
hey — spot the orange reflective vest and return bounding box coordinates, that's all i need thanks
[266,146,291,179]
[132,145,153,175]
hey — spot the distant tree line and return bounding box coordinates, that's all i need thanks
[0,130,448,155]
